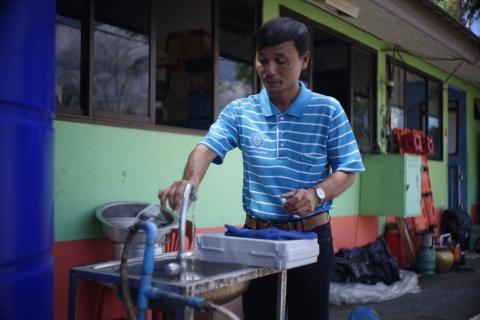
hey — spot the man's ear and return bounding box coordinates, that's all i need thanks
[301,51,311,69]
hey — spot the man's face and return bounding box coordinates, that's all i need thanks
[255,40,310,95]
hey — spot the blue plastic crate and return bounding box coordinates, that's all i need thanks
[188,92,212,118]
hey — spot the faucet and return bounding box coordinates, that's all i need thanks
[176,182,197,280]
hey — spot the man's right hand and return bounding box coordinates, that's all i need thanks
[158,144,217,211]
[158,180,196,211]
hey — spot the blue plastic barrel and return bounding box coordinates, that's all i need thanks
[0,0,55,319]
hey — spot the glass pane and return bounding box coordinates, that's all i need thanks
[312,30,350,115]
[390,64,404,130]
[353,96,370,151]
[219,0,255,114]
[391,106,404,129]
[428,116,441,156]
[219,57,253,110]
[93,1,150,116]
[352,48,371,151]
[55,15,81,109]
[405,71,425,131]
[428,81,440,117]
[156,0,212,128]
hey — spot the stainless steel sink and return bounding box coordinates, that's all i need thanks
[111,252,251,311]
[69,251,285,319]
[114,253,251,282]
[74,251,280,313]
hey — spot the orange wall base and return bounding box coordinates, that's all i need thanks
[54,238,131,320]
[54,215,380,320]
[330,215,379,250]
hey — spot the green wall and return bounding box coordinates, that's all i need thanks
[54,0,480,242]
[54,119,360,242]
[54,121,245,242]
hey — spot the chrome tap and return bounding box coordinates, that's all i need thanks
[177,182,197,280]
[157,182,197,281]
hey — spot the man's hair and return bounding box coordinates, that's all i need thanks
[253,17,310,56]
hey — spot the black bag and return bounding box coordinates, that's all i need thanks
[332,235,401,285]
[441,209,473,249]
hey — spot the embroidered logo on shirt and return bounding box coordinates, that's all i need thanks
[250,132,265,148]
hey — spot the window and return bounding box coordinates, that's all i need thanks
[280,7,378,153]
[56,0,152,123]
[218,0,257,116]
[284,7,378,153]
[352,48,373,152]
[388,62,443,160]
[56,0,259,131]
[156,0,258,130]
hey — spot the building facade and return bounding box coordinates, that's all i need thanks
[50,0,480,318]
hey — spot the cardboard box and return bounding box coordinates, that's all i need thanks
[167,29,211,66]
[189,70,212,93]
[164,100,189,123]
[164,72,189,122]
[167,72,189,100]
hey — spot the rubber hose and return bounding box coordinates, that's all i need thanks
[120,222,143,320]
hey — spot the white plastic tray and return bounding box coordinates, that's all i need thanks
[194,232,319,270]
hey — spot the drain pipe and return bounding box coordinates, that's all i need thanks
[120,220,240,320]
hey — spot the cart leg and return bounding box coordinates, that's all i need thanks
[68,270,78,320]
[175,305,194,320]
[276,270,287,320]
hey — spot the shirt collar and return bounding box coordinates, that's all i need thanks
[259,81,312,118]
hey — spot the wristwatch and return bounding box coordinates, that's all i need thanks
[310,187,326,204]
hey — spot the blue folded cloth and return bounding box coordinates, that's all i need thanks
[224,224,317,240]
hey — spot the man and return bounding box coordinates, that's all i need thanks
[159,17,365,320]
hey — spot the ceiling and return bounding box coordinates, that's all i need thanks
[305,0,480,89]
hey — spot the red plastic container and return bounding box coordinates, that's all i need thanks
[385,231,408,269]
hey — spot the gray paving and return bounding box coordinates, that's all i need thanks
[329,255,480,320]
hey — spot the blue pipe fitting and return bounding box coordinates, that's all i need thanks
[145,288,206,310]
[136,220,207,320]
[137,221,159,319]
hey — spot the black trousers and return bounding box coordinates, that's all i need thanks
[242,222,335,320]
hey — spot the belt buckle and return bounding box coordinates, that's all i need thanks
[270,221,291,231]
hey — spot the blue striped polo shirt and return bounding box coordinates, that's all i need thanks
[199,81,365,221]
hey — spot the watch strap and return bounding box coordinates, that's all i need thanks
[309,187,322,205]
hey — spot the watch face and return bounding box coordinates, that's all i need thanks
[316,188,325,200]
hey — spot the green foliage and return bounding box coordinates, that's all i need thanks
[235,63,253,87]
[431,0,480,28]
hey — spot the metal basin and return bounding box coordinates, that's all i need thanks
[96,202,179,259]
[96,201,179,245]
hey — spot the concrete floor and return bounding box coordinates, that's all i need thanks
[329,254,480,320]
[209,255,480,320]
